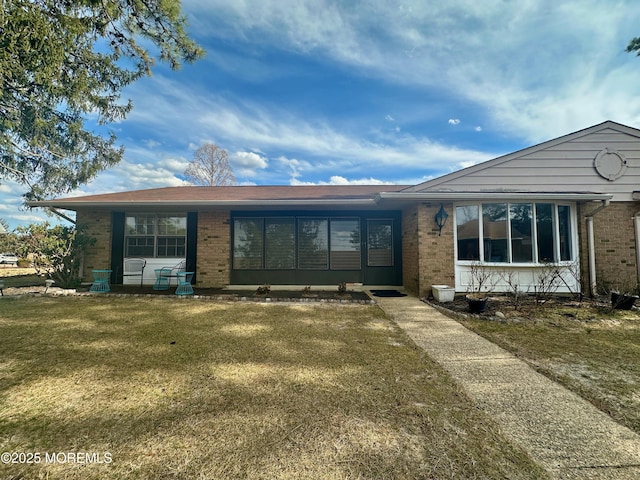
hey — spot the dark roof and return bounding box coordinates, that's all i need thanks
[32,185,411,209]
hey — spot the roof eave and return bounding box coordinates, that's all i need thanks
[29,198,380,209]
[376,192,614,202]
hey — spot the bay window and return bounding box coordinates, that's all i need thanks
[455,203,573,263]
[456,205,480,261]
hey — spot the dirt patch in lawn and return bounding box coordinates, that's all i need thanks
[430,294,640,436]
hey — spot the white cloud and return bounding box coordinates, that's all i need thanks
[185,0,640,141]
[448,118,461,125]
[0,184,14,194]
[125,75,494,177]
[290,175,394,186]
[475,126,482,132]
[157,157,190,172]
[456,160,482,170]
[231,151,268,177]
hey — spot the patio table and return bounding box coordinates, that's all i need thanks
[89,269,112,293]
[153,268,171,290]
[175,272,194,296]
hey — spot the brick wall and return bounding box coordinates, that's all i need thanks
[402,205,420,294]
[579,201,640,293]
[402,203,455,297]
[195,210,231,287]
[76,209,112,282]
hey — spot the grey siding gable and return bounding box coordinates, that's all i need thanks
[409,121,640,201]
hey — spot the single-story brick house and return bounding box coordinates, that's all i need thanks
[33,120,640,297]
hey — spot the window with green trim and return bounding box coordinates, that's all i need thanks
[125,215,186,258]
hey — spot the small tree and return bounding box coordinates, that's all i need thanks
[184,143,236,186]
[16,223,95,288]
[0,219,17,254]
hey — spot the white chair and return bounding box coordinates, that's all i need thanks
[123,258,146,287]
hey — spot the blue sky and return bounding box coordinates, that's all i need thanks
[3,0,640,228]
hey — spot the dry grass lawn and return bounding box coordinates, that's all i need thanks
[460,300,640,436]
[0,296,546,479]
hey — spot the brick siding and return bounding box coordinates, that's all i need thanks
[76,210,112,282]
[195,210,231,287]
[402,203,455,297]
[579,201,640,293]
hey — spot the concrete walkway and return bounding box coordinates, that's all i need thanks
[374,295,640,480]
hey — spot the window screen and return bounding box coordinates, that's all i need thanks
[298,219,329,269]
[367,219,393,267]
[330,219,361,270]
[233,219,264,269]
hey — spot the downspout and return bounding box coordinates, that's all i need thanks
[634,211,640,288]
[586,217,597,297]
[584,199,610,297]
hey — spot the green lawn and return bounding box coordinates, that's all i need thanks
[0,296,546,479]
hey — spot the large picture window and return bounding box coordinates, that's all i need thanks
[455,203,573,264]
[265,218,295,269]
[125,215,186,258]
[232,216,365,271]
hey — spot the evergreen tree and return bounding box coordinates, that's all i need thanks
[0,0,203,201]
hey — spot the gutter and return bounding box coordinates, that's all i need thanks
[376,191,614,202]
[28,198,380,209]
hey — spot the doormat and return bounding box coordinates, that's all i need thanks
[370,290,407,297]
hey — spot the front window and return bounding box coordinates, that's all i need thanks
[232,216,365,271]
[482,204,507,262]
[456,205,480,261]
[125,215,186,258]
[331,219,361,270]
[510,203,533,262]
[298,218,329,269]
[265,218,295,269]
[455,203,573,263]
[233,218,264,269]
